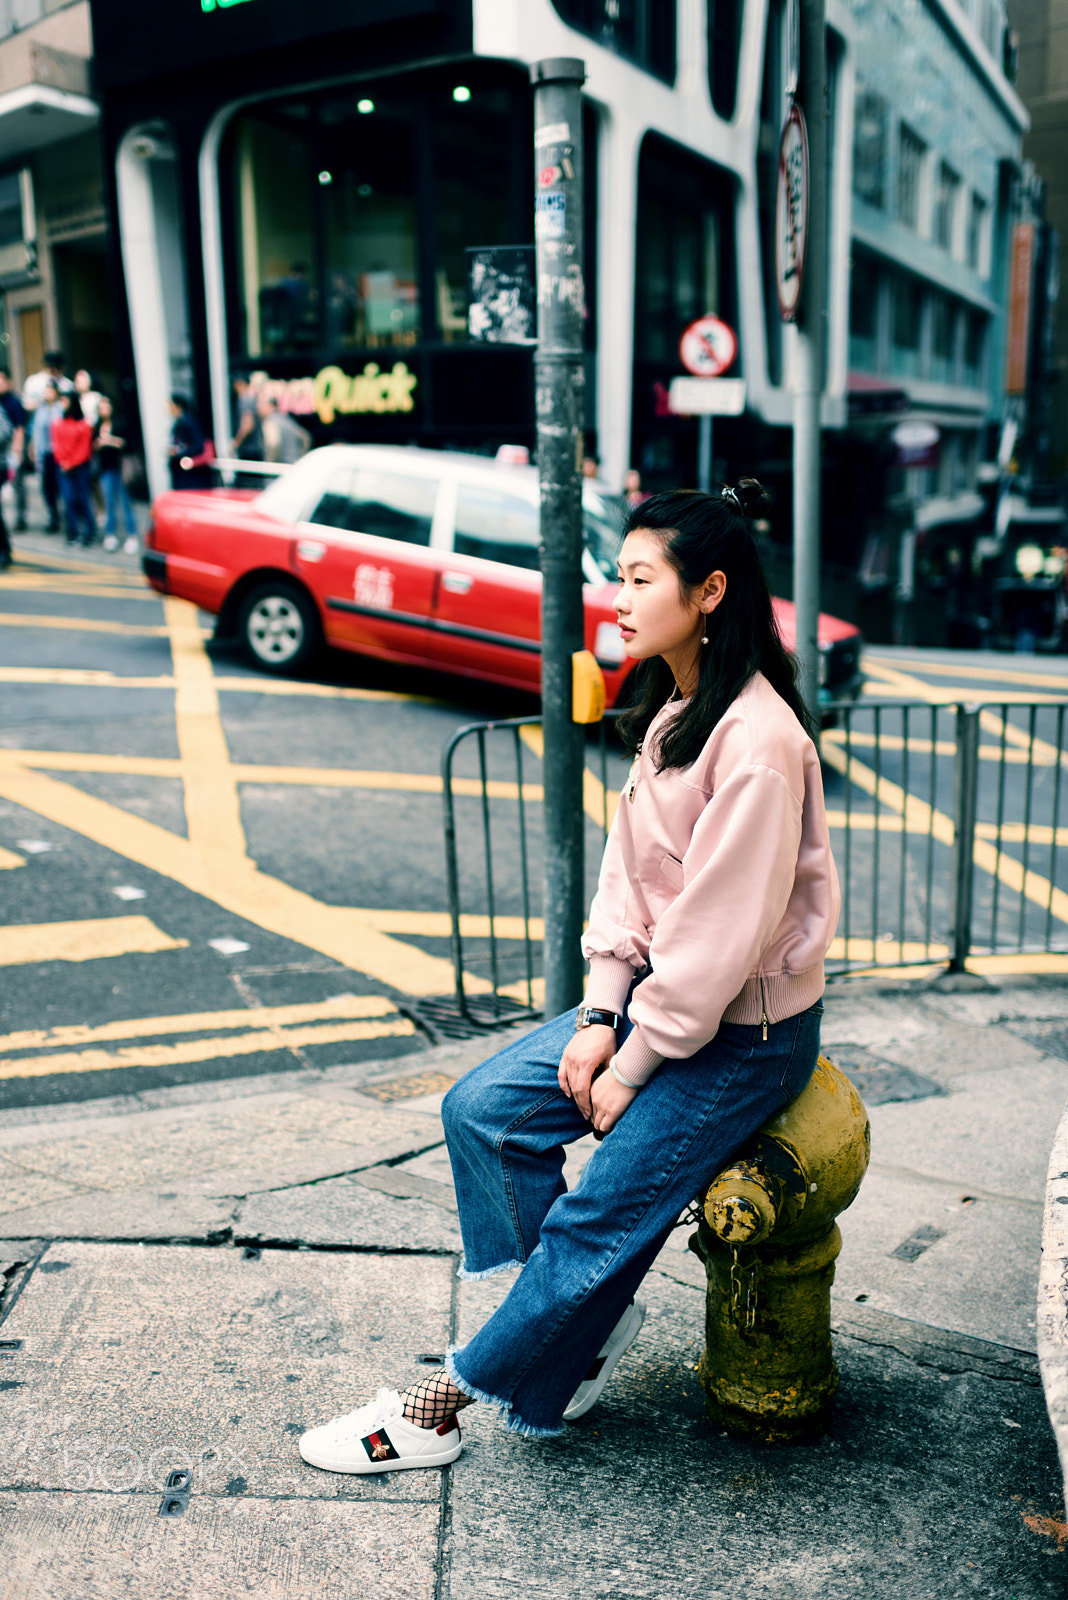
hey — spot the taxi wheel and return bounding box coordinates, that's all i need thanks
[238,580,321,674]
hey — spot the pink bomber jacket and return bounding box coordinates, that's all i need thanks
[580,672,841,1086]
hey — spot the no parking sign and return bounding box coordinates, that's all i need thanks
[678,315,737,379]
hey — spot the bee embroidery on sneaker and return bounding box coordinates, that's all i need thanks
[372,1441,390,1460]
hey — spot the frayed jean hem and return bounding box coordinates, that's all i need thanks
[456,1257,523,1282]
[445,1348,564,1440]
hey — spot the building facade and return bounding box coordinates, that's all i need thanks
[0,0,111,394]
[87,0,1027,642]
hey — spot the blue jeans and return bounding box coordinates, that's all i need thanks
[443,995,823,1436]
[59,461,94,543]
[101,468,136,536]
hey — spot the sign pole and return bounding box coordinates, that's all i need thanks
[698,415,713,492]
[531,57,587,1018]
[792,0,826,728]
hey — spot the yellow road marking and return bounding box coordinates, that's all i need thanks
[0,665,432,704]
[0,1015,415,1081]
[0,763,466,994]
[0,747,549,802]
[10,552,145,582]
[0,916,188,967]
[821,739,1068,929]
[0,611,174,638]
[164,596,248,861]
[866,654,1068,693]
[829,935,949,962]
[359,908,544,940]
[0,993,397,1053]
[519,723,620,832]
[0,575,158,601]
[0,847,24,869]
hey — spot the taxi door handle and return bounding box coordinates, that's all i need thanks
[442,571,474,594]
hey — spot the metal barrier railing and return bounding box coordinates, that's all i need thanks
[441,697,1068,1017]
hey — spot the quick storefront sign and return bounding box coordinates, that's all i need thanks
[248,363,418,424]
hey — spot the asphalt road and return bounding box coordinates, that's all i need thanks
[4,529,1068,1112]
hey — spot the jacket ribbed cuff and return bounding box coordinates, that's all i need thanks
[582,954,637,1017]
[611,1028,664,1088]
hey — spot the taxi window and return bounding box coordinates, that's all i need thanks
[348,469,437,545]
[454,484,539,571]
[306,469,355,529]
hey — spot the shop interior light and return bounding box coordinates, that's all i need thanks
[452,85,471,102]
[357,99,375,114]
[318,170,333,185]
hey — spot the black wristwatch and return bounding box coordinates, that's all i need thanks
[575,1006,620,1031]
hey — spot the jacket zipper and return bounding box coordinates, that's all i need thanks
[759,975,768,1040]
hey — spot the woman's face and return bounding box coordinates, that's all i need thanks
[614,529,724,681]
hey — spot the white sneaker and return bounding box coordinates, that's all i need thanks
[123,536,139,554]
[563,1299,646,1420]
[102,534,119,552]
[299,1387,463,1474]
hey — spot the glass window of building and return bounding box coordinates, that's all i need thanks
[631,134,736,477]
[966,193,986,271]
[551,0,676,83]
[633,135,736,369]
[852,86,888,209]
[849,251,880,370]
[224,69,530,367]
[895,124,925,231]
[929,292,956,382]
[963,310,987,386]
[891,271,923,377]
[708,0,745,120]
[933,161,960,252]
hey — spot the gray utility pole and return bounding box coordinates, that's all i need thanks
[792,0,827,728]
[531,57,587,1017]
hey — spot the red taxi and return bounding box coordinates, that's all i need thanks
[142,444,863,712]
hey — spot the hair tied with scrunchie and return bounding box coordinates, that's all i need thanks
[721,485,742,512]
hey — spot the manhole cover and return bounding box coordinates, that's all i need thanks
[828,1049,943,1105]
[404,994,538,1042]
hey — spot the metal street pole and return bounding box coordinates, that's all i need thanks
[531,57,587,1017]
[793,0,826,728]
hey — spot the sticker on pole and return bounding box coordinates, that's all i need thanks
[775,102,809,323]
[678,315,737,379]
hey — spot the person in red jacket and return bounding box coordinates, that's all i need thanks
[51,392,95,546]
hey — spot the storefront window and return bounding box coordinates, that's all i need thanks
[225,69,528,367]
[631,133,736,480]
[433,87,516,345]
[552,0,675,84]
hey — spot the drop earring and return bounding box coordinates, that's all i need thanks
[701,611,709,645]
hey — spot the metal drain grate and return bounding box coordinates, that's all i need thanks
[404,994,539,1042]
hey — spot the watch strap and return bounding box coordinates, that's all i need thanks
[575,1005,620,1031]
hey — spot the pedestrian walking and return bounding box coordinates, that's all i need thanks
[93,397,138,553]
[0,369,28,533]
[299,482,841,1475]
[30,381,64,533]
[168,395,213,489]
[52,392,95,547]
[22,349,71,412]
[257,393,311,465]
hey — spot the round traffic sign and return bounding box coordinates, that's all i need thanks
[678,315,737,379]
[775,102,809,323]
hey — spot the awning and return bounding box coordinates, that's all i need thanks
[847,372,909,419]
[0,84,98,164]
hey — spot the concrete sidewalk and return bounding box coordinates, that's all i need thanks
[0,972,1064,1599]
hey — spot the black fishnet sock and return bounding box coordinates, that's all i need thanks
[399,1369,473,1430]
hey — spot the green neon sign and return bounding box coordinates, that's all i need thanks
[201,0,258,12]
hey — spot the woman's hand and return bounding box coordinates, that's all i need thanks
[558,1024,616,1119]
[589,1070,638,1136]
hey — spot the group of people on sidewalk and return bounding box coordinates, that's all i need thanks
[0,350,138,570]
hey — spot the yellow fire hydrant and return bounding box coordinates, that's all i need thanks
[689,1054,870,1442]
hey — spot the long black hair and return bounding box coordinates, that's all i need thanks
[616,481,814,767]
